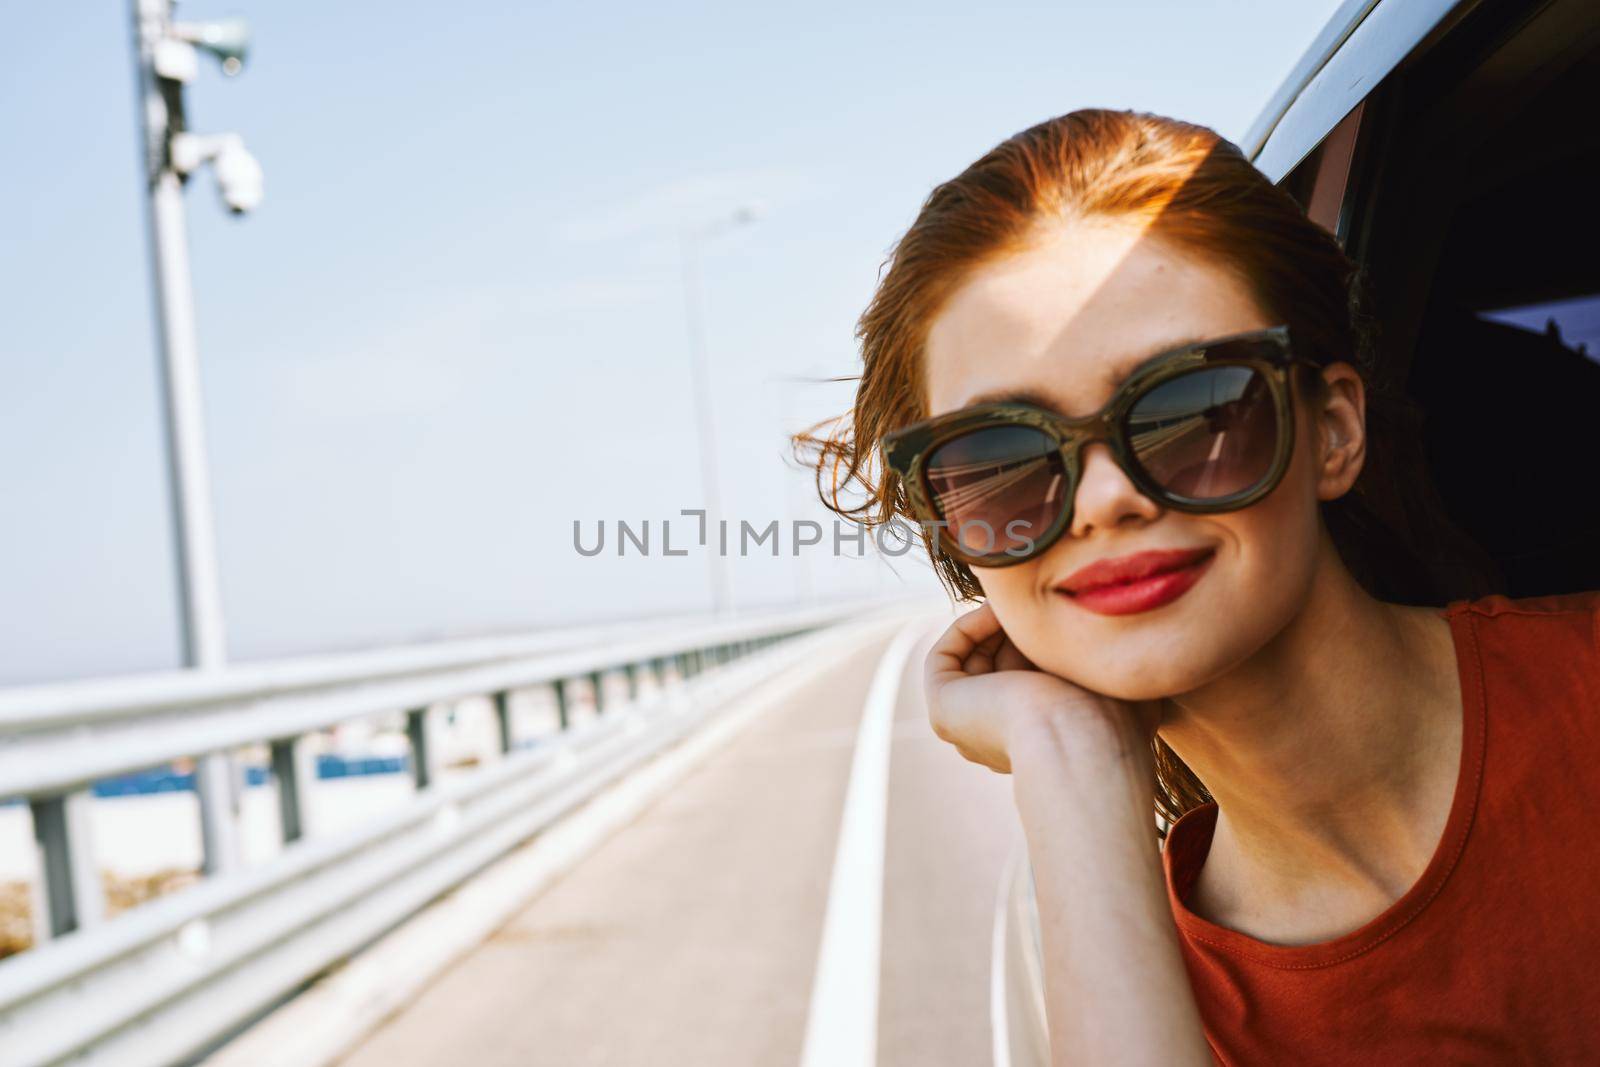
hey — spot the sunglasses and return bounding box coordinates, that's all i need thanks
[881,326,1320,567]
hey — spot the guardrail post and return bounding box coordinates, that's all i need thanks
[29,790,104,939]
[197,752,244,875]
[650,656,668,690]
[588,669,605,714]
[623,663,639,702]
[551,679,570,729]
[406,707,435,790]
[494,691,515,753]
[269,737,313,843]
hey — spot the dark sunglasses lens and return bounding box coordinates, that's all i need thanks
[1125,365,1280,500]
[924,426,1066,558]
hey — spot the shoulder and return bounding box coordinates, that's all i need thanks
[1442,590,1600,649]
[1442,589,1600,716]
[1443,589,1600,622]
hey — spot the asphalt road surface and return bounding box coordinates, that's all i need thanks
[336,614,1022,1067]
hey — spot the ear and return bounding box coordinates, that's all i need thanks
[1312,362,1367,501]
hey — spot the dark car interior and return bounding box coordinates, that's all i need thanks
[1291,0,1600,603]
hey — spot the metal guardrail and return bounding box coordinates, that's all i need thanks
[0,598,894,1066]
[0,604,877,798]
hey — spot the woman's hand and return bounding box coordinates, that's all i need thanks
[931,602,1210,1066]
[925,601,1161,774]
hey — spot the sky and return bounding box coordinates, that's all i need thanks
[0,0,1346,685]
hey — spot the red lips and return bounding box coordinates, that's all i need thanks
[1054,547,1216,616]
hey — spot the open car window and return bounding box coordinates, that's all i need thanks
[1285,0,1600,599]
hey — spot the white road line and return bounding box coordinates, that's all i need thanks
[798,618,930,1067]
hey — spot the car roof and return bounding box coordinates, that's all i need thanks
[1241,0,1463,181]
[1238,0,1379,160]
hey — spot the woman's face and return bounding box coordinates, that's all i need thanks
[922,220,1358,701]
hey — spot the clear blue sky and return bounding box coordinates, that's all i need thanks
[0,0,1343,684]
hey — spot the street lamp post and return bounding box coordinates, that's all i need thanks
[679,205,759,617]
[778,383,816,604]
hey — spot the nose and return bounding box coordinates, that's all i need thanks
[1067,442,1162,537]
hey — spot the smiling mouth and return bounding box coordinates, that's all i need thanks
[1054,548,1216,616]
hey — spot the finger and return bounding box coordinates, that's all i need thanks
[973,628,1007,659]
[930,672,985,746]
[993,635,1037,673]
[926,603,1003,684]
[962,626,1011,675]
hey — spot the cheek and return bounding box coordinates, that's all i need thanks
[1228,457,1322,579]
[971,563,1051,650]
[1202,419,1326,631]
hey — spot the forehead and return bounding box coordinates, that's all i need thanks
[923,221,1272,417]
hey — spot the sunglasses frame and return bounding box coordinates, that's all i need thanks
[881,325,1321,567]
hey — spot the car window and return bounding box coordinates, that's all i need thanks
[1327,0,1600,599]
[1479,297,1600,366]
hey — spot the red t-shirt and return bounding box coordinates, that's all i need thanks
[1162,591,1600,1064]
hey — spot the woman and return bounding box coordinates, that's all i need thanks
[796,109,1600,1063]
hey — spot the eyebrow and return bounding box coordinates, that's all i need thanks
[963,334,1209,411]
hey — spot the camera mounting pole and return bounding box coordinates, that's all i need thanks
[129,0,256,877]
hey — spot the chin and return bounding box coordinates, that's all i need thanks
[1044,645,1213,702]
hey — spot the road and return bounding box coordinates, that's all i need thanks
[330,613,1024,1066]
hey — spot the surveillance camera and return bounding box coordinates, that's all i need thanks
[171,18,251,76]
[212,140,264,215]
[168,132,264,215]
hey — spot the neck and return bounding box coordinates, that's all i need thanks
[1158,532,1464,913]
